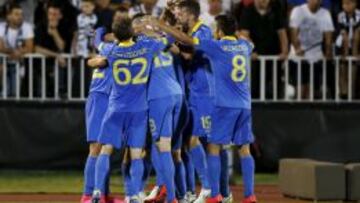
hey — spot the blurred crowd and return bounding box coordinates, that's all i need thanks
[0,0,359,99]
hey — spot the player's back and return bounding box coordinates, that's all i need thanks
[106,39,165,111]
[148,51,183,100]
[197,36,253,109]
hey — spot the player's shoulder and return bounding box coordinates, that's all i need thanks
[191,21,212,37]
[237,37,254,54]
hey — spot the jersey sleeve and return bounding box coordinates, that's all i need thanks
[99,43,114,56]
[149,36,173,53]
[193,38,219,58]
[94,27,107,51]
[193,26,213,40]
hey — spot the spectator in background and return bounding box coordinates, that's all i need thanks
[238,0,288,98]
[95,0,115,29]
[289,0,334,99]
[73,0,98,58]
[200,0,226,31]
[335,0,360,99]
[129,0,162,18]
[0,3,34,97]
[287,0,331,10]
[35,3,72,97]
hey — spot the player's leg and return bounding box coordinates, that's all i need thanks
[189,98,211,202]
[93,144,114,203]
[237,145,256,203]
[156,137,176,202]
[206,107,240,203]
[83,142,102,201]
[207,143,222,201]
[92,108,125,203]
[180,105,196,202]
[172,97,187,201]
[220,147,232,202]
[233,109,256,203]
[122,148,133,203]
[82,92,108,202]
[182,149,196,202]
[127,110,148,202]
[173,149,187,201]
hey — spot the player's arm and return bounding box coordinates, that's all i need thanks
[147,18,194,46]
[93,27,108,51]
[87,56,108,68]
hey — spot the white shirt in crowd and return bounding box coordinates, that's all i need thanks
[289,4,334,62]
[200,11,225,31]
[76,13,98,57]
[129,4,163,18]
[0,22,34,49]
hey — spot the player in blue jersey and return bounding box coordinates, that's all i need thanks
[81,27,116,203]
[145,14,257,203]
[87,18,176,203]
[173,2,213,202]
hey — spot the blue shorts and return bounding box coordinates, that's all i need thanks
[209,107,254,145]
[98,108,148,149]
[149,95,183,148]
[189,96,213,137]
[85,92,109,142]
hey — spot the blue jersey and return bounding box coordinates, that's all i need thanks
[89,27,114,95]
[148,51,183,100]
[188,21,213,100]
[103,38,168,111]
[194,36,253,109]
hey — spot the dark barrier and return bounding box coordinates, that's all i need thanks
[0,101,360,171]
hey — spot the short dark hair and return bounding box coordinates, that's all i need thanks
[113,18,134,41]
[5,3,22,15]
[215,15,237,36]
[82,0,95,3]
[178,0,200,19]
[116,5,129,13]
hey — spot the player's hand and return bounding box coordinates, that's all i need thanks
[104,33,115,42]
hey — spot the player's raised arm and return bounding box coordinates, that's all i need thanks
[146,17,195,46]
[87,56,108,68]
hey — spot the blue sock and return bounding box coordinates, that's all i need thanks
[207,154,221,197]
[220,150,230,197]
[130,159,144,196]
[175,161,187,199]
[182,151,195,193]
[94,154,110,194]
[190,144,210,189]
[122,163,133,197]
[151,144,164,186]
[241,155,255,197]
[83,156,97,195]
[141,157,152,191]
[159,151,176,201]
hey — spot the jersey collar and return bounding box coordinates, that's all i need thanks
[221,36,237,41]
[118,39,135,47]
[189,20,203,35]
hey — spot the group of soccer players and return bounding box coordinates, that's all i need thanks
[80,1,256,203]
